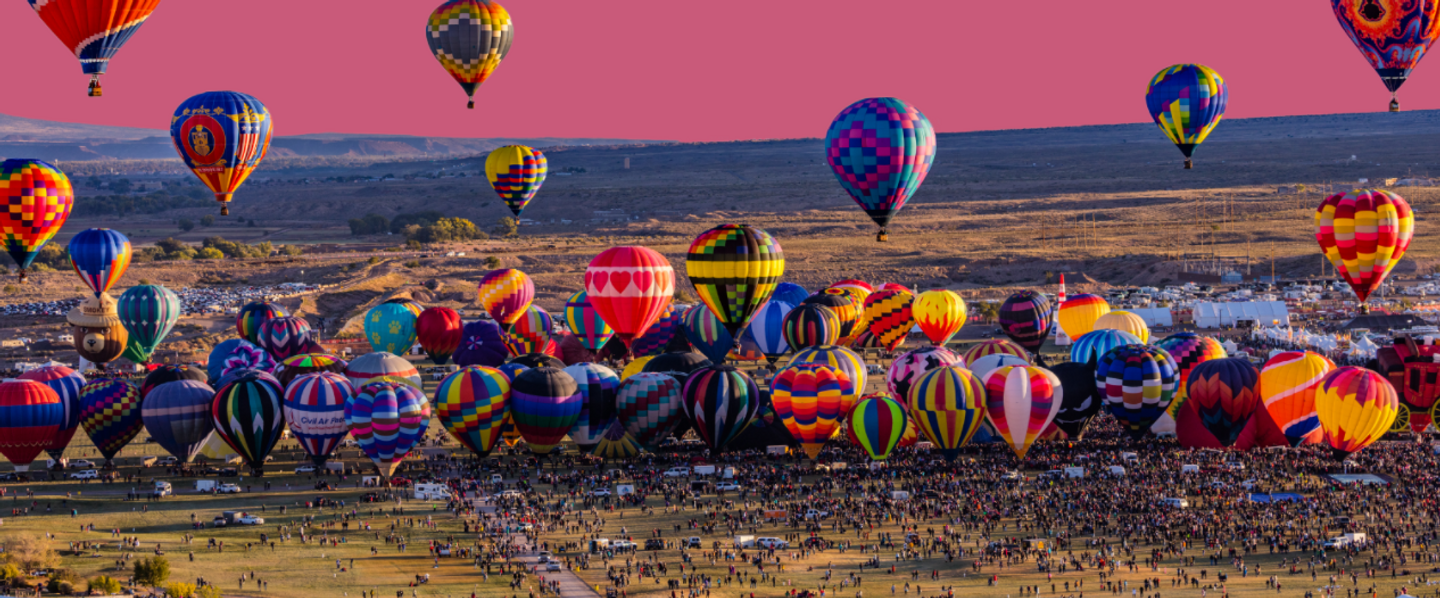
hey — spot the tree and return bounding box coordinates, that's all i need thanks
[281,245,303,256]
[4,532,60,570]
[484,256,501,269]
[164,582,196,598]
[493,217,519,239]
[88,576,123,595]
[255,241,273,257]
[133,556,170,587]
[156,238,188,254]
[200,215,215,227]
[178,219,195,232]
[197,247,224,260]
[389,211,445,235]
[348,214,390,236]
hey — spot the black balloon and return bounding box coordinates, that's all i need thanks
[1050,361,1101,439]
[509,353,565,369]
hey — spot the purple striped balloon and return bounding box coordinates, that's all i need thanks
[345,381,430,477]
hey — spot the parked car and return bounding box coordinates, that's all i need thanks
[68,470,98,480]
[295,465,316,474]
[69,459,95,469]
[236,514,265,525]
[756,537,788,549]
[662,467,690,478]
[217,483,242,494]
[715,482,742,492]
[211,517,227,527]
[591,488,612,497]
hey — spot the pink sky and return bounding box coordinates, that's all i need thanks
[0,0,1431,142]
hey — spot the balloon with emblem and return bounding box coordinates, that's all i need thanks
[847,393,908,461]
[683,365,760,454]
[790,345,865,415]
[1332,0,1440,111]
[682,305,734,364]
[26,0,162,96]
[170,91,273,215]
[1315,189,1414,305]
[68,228,130,297]
[435,366,510,458]
[505,305,554,357]
[477,269,535,327]
[963,339,1027,365]
[142,380,216,463]
[564,291,615,353]
[1070,329,1142,368]
[1094,311,1150,344]
[771,283,809,310]
[864,289,915,351]
[78,379,141,464]
[802,293,859,345]
[346,381,431,477]
[1096,345,1178,439]
[1184,358,1261,447]
[0,159,72,282]
[629,303,683,358]
[0,380,63,471]
[907,366,986,460]
[486,145,546,218]
[686,224,785,339]
[824,97,937,241]
[771,364,848,459]
[615,372,684,450]
[365,303,417,356]
[563,363,619,450]
[1317,366,1400,459]
[509,367,581,455]
[1145,64,1227,169]
[236,302,286,346]
[17,365,85,461]
[997,290,1053,358]
[1057,294,1110,341]
[454,319,509,367]
[1049,361,1102,439]
[209,339,274,385]
[983,366,1062,460]
[211,369,285,475]
[783,303,840,352]
[416,307,463,365]
[427,0,514,109]
[585,247,675,353]
[830,279,874,299]
[283,372,354,467]
[748,300,792,366]
[116,285,180,365]
[1260,351,1333,447]
[886,346,962,403]
[913,290,965,347]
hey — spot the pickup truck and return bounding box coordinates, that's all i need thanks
[236,514,265,525]
[68,470,98,480]
[804,509,830,520]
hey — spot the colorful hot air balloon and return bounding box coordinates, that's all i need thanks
[27,0,161,96]
[454,319,509,367]
[771,282,809,309]
[1056,294,1110,341]
[0,159,72,282]
[824,97,937,242]
[255,316,312,362]
[564,291,615,353]
[427,0,514,109]
[847,393,908,461]
[171,91,273,215]
[499,411,522,448]
[0,380,63,471]
[628,303,683,357]
[283,372,354,467]
[274,352,344,390]
[140,364,206,399]
[236,302,286,346]
[346,381,431,478]
[962,339,1027,366]
[1050,361,1102,439]
[615,372,684,450]
[478,269,535,327]
[17,366,84,461]
[509,367,581,454]
[998,291,1053,358]
[585,247,675,354]
[1154,332,1227,401]
[68,228,130,297]
[1260,351,1334,447]
[1094,311,1150,344]
[1184,358,1261,447]
[365,303,418,356]
[683,365,760,454]
[913,290,965,347]
[683,305,735,364]
[886,346,962,403]
[907,366,986,460]
[1070,330,1143,367]
[115,285,180,365]
[748,300,792,365]
[1318,366,1399,458]
[563,363,619,449]
[1315,189,1414,306]
[486,145,546,217]
[345,352,421,390]
[1145,64,1227,169]
[416,307,463,365]
[686,224,785,338]
[207,339,274,384]
[864,290,915,352]
[968,353,1030,380]
[435,366,510,458]
[384,298,424,319]
[771,364,847,459]
[790,345,865,415]
[591,420,641,460]
[782,303,840,352]
[142,380,216,463]
[510,352,564,369]
[1332,0,1440,111]
[802,293,860,345]
[1096,345,1179,438]
[983,366,1062,460]
[211,370,285,475]
[78,378,141,464]
[620,356,652,381]
[504,305,553,357]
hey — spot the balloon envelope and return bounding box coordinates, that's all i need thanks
[1184,358,1261,447]
[1317,366,1399,458]
[0,159,72,278]
[1070,330,1142,367]
[686,224,785,337]
[564,291,615,353]
[1260,351,1332,447]
[615,372,684,450]
[17,365,85,460]
[907,366,986,460]
[454,319,509,367]
[117,285,181,364]
[771,283,809,309]
[283,372,354,467]
[346,352,421,390]
[365,304,417,356]
[236,302,286,346]
[982,366,1062,460]
[771,364,848,460]
[477,269,534,327]
[1331,0,1440,97]
[563,363,619,450]
[848,393,908,461]
[748,300,792,364]
[683,305,736,364]
[435,366,510,458]
[416,307,463,365]
[782,303,840,352]
[913,290,965,347]
[998,291,1053,356]
[585,247,675,349]
[1145,64,1227,165]
[886,346,962,404]
[486,145,546,217]
[1057,294,1110,340]
[682,365,760,454]
[142,380,216,463]
[1050,361,1102,438]
[1094,311,1150,344]
[509,367,582,454]
[68,228,130,297]
[346,382,431,477]
[211,370,285,474]
[1096,345,1178,438]
[824,97,937,237]
[0,380,63,470]
[428,0,514,109]
[28,0,161,93]
[864,290,915,351]
[1315,189,1414,304]
[79,379,142,462]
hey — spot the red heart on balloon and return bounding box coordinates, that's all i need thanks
[589,271,609,294]
[635,269,653,293]
[610,271,632,294]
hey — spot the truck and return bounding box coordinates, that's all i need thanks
[692,465,716,476]
[413,483,452,501]
[1323,533,1367,549]
[733,535,756,548]
[153,481,172,497]
[720,466,736,479]
[195,480,217,492]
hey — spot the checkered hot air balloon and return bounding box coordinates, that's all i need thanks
[477,269,534,327]
[509,367,581,455]
[142,380,216,463]
[906,366,986,461]
[825,98,937,242]
[998,290,1053,359]
[211,369,285,476]
[27,0,162,96]
[682,365,760,455]
[486,146,546,218]
[17,365,85,461]
[1096,345,1179,439]
[346,381,431,478]
[427,0,514,109]
[686,224,785,340]
[846,393,908,461]
[283,372,355,467]
[1145,64,1227,169]
[436,366,510,458]
[68,228,130,297]
[563,363,619,450]
[0,159,72,282]
[0,380,63,471]
[629,304,683,358]
[78,378,141,464]
[1315,189,1414,305]
[983,366,1062,460]
[1155,332,1227,401]
[615,372,684,450]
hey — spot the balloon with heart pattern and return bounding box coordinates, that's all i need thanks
[584,247,675,353]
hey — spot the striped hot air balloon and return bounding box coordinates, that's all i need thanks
[782,303,840,352]
[682,365,760,454]
[142,380,216,463]
[1070,330,1142,367]
[275,354,346,389]
[771,364,848,460]
[563,363,619,450]
[236,302,286,346]
[477,269,534,327]
[906,366,986,461]
[982,366,1062,460]
[1096,345,1178,438]
[435,366,510,458]
[790,345,865,416]
[505,305,554,357]
[1056,294,1110,341]
[509,367,581,455]
[117,284,180,365]
[863,290,915,352]
[211,370,285,475]
[997,290,1052,357]
[1260,351,1333,447]
[1315,189,1414,305]
[68,228,130,297]
[1184,358,1261,448]
[585,247,675,352]
[686,224,785,338]
[283,372,354,467]
[747,300,792,366]
[27,0,162,96]
[683,305,735,364]
[0,380,63,471]
[256,316,313,362]
[17,365,85,461]
[962,339,1028,366]
[847,393,909,461]
[346,381,431,478]
[564,291,615,353]
[486,146,546,218]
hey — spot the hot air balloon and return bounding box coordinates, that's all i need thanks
[0,159,72,281]
[1050,361,1102,439]
[864,290,915,352]
[1094,311,1150,344]
[17,366,84,461]
[591,420,641,460]
[283,372,354,467]
[140,364,206,399]
[211,370,285,475]
[171,91,273,215]
[478,269,534,327]
[1184,358,1261,447]
[486,145,546,218]
[824,98,937,242]
[907,366,986,460]
[236,302,286,346]
[628,303,683,358]
[771,364,848,459]
[748,300,792,365]
[1318,367,1399,458]
[968,353,1030,380]
[620,357,651,381]
[802,294,860,345]
[847,393,908,461]
[435,366,510,458]
[1145,64,1227,169]
[504,305,554,357]
[68,293,128,365]
[1096,345,1179,438]
[983,366,1062,460]
[886,346,962,403]
[510,352,564,369]
[365,303,417,356]
[1316,189,1414,306]
[115,285,180,365]
[454,319,509,367]
[346,381,431,478]
[585,246,675,353]
[384,298,425,319]
[68,228,130,297]
[641,352,711,387]
[1332,0,1440,111]
[771,282,809,310]
[78,378,141,464]
[509,367,581,454]
[1056,294,1110,341]
[564,291,615,353]
[614,372,684,450]
[0,380,63,471]
[683,365,760,454]
[686,224,785,338]
[427,0,514,109]
[830,279,874,298]
[142,380,216,463]
[345,352,421,390]
[913,290,965,347]
[563,363,619,450]
[254,316,312,363]
[962,339,1027,365]
[1070,329,1143,367]
[416,307,463,365]
[998,291,1053,359]
[27,0,162,96]
[1154,332,1227,400]
[207,339,274,384]
[1260,351,1333,447]
[782,303,840,352]
[790,346,865,415]
[683,305,735,364]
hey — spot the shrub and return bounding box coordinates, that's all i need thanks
[197,247,224,260]
[47,569,81,594]
[164,581,196,598]
[195,584,222,598]
[483,256,501,269]
[404,261,420,268]
[367,256,379,265]
[133,556,170,587]
[200,215,215,227]
[4,532,59,570]
[281,245,303,256]
[178,219,195,232]
[88,575,123,595]
[0,562,24,581]
[388,211,445,234]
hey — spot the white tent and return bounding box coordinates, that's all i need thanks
[1127,308,1174,327]
[1221,339,1239,353]
[1193,301,1290,329]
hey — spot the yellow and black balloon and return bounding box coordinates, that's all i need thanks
[486,146,547,219]
[428,0,513,109]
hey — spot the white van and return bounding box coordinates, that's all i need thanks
[413,483,452,501]
[1064,467,1085,479]
[1120,452,1139,463]
[1180,464,1201,474]
[1161,498,1190,509]
[1106,465,1126,477]
[692,465,716,476]
[195,480,217,492]
[153,481,173,497]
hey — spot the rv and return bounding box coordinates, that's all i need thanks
[153,481,173,497]
[413,483,452,501]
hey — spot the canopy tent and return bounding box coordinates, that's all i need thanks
[1127,308,1174,327]
[1193,302,1289,329]
[1340,314,1426,331]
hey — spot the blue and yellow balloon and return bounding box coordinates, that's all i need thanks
[1145,64,1226,169]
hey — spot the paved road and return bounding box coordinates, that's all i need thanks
[478,500,598,598]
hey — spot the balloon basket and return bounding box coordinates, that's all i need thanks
[876,232,888,242]
[1183,159,1193,170]
[220,205,230,216]
[1390,98,1401,113]
[16,269,25,283]
[88,78,102,98]
[467,101,475,110]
